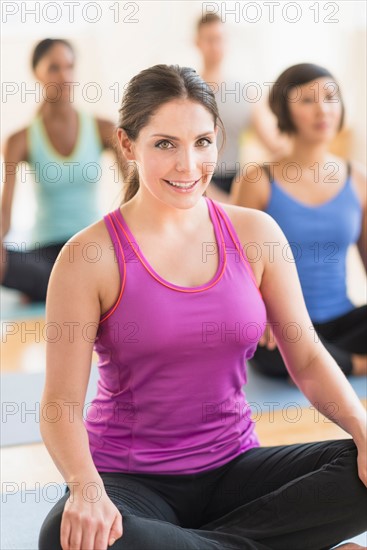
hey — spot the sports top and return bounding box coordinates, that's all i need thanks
[84,198,266,474]
[27,111,103,246]
[265,163,362,322]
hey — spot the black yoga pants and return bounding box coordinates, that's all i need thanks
[2,242,65,302]
[39,438,367,550]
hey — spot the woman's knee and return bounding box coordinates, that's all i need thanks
[112,515,185,550]
[38,495,68,550]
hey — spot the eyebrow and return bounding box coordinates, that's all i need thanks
[151,131,216,140]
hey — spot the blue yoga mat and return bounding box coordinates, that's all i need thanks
[1,366,100,447]
[1,287,45,321]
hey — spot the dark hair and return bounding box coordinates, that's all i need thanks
[269,63,345,134]
[32,38,74,71]
[197,12,222,33]
[117,64,224,203]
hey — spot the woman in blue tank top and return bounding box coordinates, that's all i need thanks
[0,39,116,302]
[232,63,366,379]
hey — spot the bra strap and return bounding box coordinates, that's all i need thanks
[346,161,352,178]
[262,164,273,183]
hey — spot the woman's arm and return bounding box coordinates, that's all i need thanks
[229,165,270,210]
[227,206,367,485]
[250,99,291,157]
[40,226,123,549]
[96,119,116,151]
[351,161,367,272]
[1,129,27,239]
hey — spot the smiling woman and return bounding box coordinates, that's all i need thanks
[115,64,223,204]
[38,64,366,550]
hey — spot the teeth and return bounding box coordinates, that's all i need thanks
[168,181,196,189]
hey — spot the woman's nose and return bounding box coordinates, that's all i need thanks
[175,148,197,173]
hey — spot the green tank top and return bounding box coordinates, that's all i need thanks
[27,111,104,246]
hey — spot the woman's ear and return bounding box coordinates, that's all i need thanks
[117,128,135,161]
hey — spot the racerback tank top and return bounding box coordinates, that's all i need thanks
[84,198,267,474]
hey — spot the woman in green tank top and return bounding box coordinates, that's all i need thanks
[1,38,116,302]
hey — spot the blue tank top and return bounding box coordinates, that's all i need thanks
[265,164,362,322]
[27,111,104,246]
[84,198,266,474]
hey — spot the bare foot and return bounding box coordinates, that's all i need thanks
[351,354,367,376]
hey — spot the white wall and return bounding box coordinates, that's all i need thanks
[1,0,366,240]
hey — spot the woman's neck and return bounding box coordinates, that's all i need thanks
[39,101,75,119]
[125,190,207,234]
[287,138,331,168]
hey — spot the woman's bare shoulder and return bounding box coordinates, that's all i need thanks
[215,203,284,285]
[50,217,118,303]
[218,202,280,242]
[3,128,28,161]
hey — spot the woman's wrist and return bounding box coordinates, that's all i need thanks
[66,471,105,491]
[350,412,367,447]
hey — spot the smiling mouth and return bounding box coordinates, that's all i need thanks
[163,178,201,190]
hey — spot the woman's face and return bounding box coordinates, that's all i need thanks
[196,22,226,67]
[34,43,75,103]
[287,77,343,143]
[120,99,218,210]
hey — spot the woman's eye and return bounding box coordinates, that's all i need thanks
[156,140,173,149]
[196,138,212,147]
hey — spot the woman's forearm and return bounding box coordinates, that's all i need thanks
[40,396,104,490]
[292,345,367,444]
[1,210,10,240]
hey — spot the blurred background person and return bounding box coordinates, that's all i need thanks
[231,63,366,379]
[195,13,290,202]
[1,38,116,302]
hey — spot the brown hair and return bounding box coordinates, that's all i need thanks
[269,63,345,134]
[196,12,222,33]
[32,38,74,71]
[117,64,224,203]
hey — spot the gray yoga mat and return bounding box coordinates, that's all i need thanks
[1,489,366,550]
[1,366,99,447]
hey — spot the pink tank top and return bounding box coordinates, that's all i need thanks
[84,198,266,474]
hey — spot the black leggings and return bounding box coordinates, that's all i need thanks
[251,306,367,378]
[38,439,366,549]
[1,242,65,302]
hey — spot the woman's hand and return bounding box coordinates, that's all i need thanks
[60,484,123,550]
